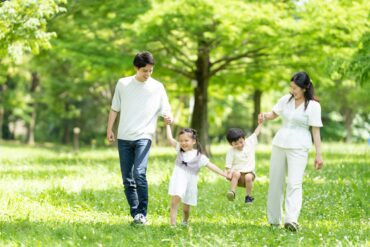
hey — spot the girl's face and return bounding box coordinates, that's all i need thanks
[290,81,305,100]
[179,133,196,151]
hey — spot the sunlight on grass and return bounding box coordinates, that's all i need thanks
[0,142,369,246]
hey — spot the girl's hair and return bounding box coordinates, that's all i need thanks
[179,128,202,154]
[288,71,319,110]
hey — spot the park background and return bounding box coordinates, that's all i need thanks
[0,0,369,246]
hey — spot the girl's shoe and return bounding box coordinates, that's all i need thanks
[226,190,235,201]
[284,222,299,232]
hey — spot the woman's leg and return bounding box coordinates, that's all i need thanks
[170,196,181,225]
[284,149,308,224]
[267,146,287,225]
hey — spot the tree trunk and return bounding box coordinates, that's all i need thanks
[343,107,355,143]
[63,103,70,144]
[26,72,39,145]
[252,89,262,131]
[191,43,211,155]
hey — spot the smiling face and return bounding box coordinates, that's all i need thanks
[135,64,154,82]
[179,133,196,152]
[290,81,305,100]
[231,137,245,151]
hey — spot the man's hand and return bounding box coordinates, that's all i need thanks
[107,130,115,143]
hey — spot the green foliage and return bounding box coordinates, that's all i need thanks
[0,142,368,246]
[0,0,67,61]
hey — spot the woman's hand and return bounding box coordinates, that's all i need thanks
[314,154,323,170]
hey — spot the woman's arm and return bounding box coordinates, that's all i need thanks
[312,127,323,170]
[166,124,178,147]
[206,162,228,178]
[258,111,279,122]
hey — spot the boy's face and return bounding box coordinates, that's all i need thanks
[231,137,245,151]
[135,64,154,82]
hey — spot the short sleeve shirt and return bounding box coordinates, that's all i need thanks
[272,94,323,149]
[225,133,258,173]
[175,143,209,168]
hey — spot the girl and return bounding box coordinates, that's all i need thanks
[166,124,228,226]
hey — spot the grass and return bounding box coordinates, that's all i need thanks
[0,141,369,246]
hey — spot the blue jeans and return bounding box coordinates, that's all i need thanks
[118,139,152,218]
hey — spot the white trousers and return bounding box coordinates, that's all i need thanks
[267,145,308,224]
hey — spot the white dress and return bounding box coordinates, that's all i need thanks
[168,144,209,206]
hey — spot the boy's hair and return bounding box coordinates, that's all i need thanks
[226,128,245,144]
[133,51,155,68]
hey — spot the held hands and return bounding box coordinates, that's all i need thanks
[163,115,173,125]
[314,154,324,170]
[258,113,265,124]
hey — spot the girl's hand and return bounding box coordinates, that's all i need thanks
[314,154,323,170]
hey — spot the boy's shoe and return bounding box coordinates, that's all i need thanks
[226,190,235,201]
[245,195,254,204]
[133,213,148,225]
[284,222,299,232]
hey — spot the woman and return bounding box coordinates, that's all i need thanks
[259,71,323,231]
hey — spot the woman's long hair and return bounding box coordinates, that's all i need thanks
[179,128,202,155]
[289,71,319,110]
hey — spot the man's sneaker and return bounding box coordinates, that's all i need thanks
[245,195,254,204]
[284,222,299,232]
[133,213,148,225]
[226,190,235,201]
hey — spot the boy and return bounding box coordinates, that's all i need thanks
[225,122,262,204]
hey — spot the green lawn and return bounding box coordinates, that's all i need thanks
[0,142,369,246]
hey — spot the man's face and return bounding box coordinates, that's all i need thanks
[135,64,154,82]
[231,137,245,151]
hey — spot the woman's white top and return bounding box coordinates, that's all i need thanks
[225,133,258,173]
[272,94,323,149]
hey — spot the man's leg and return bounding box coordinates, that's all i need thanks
[118,140,138,217]
[133,139,152,217]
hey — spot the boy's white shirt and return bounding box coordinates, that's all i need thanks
[111,76,171,141]
[225,133,258,173]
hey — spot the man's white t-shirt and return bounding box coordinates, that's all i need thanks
[111,76,171,141]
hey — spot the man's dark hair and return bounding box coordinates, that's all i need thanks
[226,128,245,144]
[133,51,155,68]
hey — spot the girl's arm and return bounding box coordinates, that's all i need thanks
[312,127,323,170]
[206,162,228,178]
[166,124,177,148]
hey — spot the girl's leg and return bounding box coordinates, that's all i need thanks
[170,196,181,225]
[245,173,254,196]
[183,204,190,224]
[267,146,287,225]
[284,149,308,224]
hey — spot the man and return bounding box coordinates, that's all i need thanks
[107,51,172,225]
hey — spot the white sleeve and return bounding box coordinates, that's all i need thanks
[308,101,323,127]
[111,82,121,112]
[246,133,258,147]
[225,149,233,169]
[200,154,210,167]
[159,85,172,117]
[272,95,290,116]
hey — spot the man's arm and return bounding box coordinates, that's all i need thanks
[107,110,118,142]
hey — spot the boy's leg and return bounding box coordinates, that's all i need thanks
[244,173,255,196]
[170,196,181,225]
[284,149,308,225]
[133,139,152,217]
[183,204,190,224]
[118,140,138,218]
[230,171,241,192]
[267,146,287,225]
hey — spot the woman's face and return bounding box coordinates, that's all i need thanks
[290,81,305,100]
